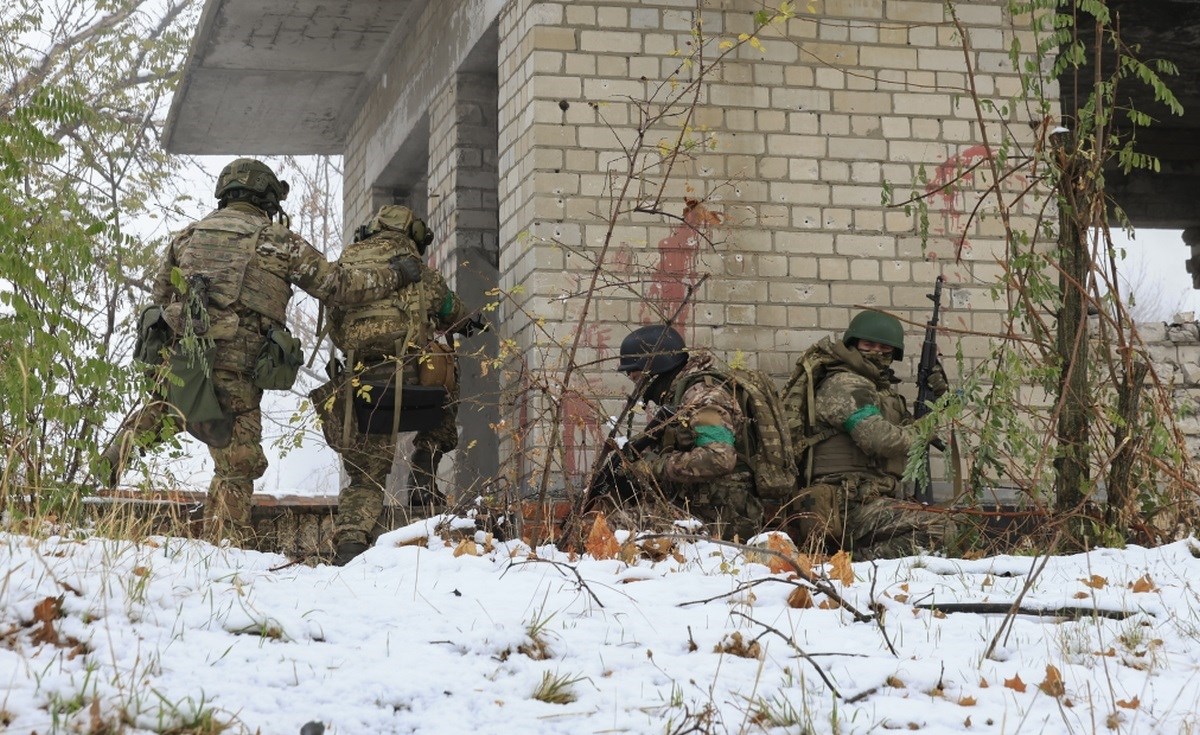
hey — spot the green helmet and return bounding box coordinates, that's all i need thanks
[843,311,905,360]
[214,158,289,203]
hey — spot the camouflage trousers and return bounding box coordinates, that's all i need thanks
[674,471,764,542]
[796,474,953,560]
[312,377,459,546]
[108,369,266,546]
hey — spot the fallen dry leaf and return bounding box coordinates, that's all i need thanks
[958,695,977,706]
[1038,664,1065,697]
[1130,573,1157,593]
[830,550,854,586]
[892,593,910,604]
[1080,574,1107,589]
[585,513,620,560]
[639,537,674,561]
[1073,591,1089,599]
[818,598,841,610]
[132,566,150,578]
[713,631,761,659]
[979,677,989,688]
[787,586,814,609]
[1004,674,1027,693]
[31,596,62,646]
[452,538,478,558]
[932,609,948,619]
[886,676,906,689]
[1116,696,1140,709]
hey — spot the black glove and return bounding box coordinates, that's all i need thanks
[459,315,489,337]
[389,254,423,286]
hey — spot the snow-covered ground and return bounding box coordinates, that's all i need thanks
[3,517,1199,734]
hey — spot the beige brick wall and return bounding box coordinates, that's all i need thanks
[339,0,1052,494]
[488,0,1047,491]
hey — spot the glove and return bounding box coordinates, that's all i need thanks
[410,219,434,251]
[389,254,423,286]
[460,315,490,337]
[926,361,949,398]
[627,453,669,488]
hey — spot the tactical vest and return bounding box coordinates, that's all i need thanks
[810,373,909,479]
[172,209,291,326]
[329,231,435,356]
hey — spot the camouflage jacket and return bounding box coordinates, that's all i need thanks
[643,355,745,485]
[809,336,917,482]
[328,230,467,361]
[151,202,398,372]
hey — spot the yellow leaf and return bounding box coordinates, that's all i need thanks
[738,32,750,41]
[1079,574,1107,589]
[1038,665,1065,697]
[1004,674,1027,693]
[452,538,478,557]
[718,40,734,50]
[1116,696,1140,709]
[750,37,766,53]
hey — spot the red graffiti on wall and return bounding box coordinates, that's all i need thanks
[925,144,991,259]
[638,199,716,332]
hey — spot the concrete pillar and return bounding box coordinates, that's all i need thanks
[427,69,502,497]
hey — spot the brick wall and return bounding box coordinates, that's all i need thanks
[338,0,1052,494]
[492,0,1047,491]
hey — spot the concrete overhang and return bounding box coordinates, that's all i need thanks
[163,0,420,155]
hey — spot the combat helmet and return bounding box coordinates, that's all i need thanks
[618,325,688,374]
[360,205,434,254]
[843,311,905,360]
[214,158,290,204]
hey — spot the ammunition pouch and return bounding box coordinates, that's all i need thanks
[133,305,172,365]
[252,326,304,390]
[417,339,457,392]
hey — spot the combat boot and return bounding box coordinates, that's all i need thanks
[332,540,369,566]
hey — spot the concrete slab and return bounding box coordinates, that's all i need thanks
[164,0,417,153]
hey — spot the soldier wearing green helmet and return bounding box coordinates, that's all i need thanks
[783,310,951,560]
[100,159,422,546]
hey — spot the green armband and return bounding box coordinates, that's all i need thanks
[843,404,881,433]
[438,292,455,319]
[694,425,735,447]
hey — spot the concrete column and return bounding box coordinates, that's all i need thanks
[427,69,502,497]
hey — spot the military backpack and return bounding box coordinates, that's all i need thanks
[780,345,841,485]
[672,367,797,501]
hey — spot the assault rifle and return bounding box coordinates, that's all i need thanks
[914,275,945,503]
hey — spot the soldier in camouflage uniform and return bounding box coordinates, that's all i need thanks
[609,325,764,541]
[311,204,486,566]
[794,311,951,559]
[101,159,420,546]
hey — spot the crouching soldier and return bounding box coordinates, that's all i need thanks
[783,310,952,559]
[599,325,764,541]
[311,205,487,566]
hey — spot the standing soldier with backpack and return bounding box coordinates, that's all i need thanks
[100,159,419,546]
[607,325,777,541]
[310,204,487,566]
[782,310,951,559]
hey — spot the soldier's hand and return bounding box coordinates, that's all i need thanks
[389,254,423,286]
[927,361,949,398]
[410,219,434,251]
[627,453,668,488]
[460,315,489,337]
